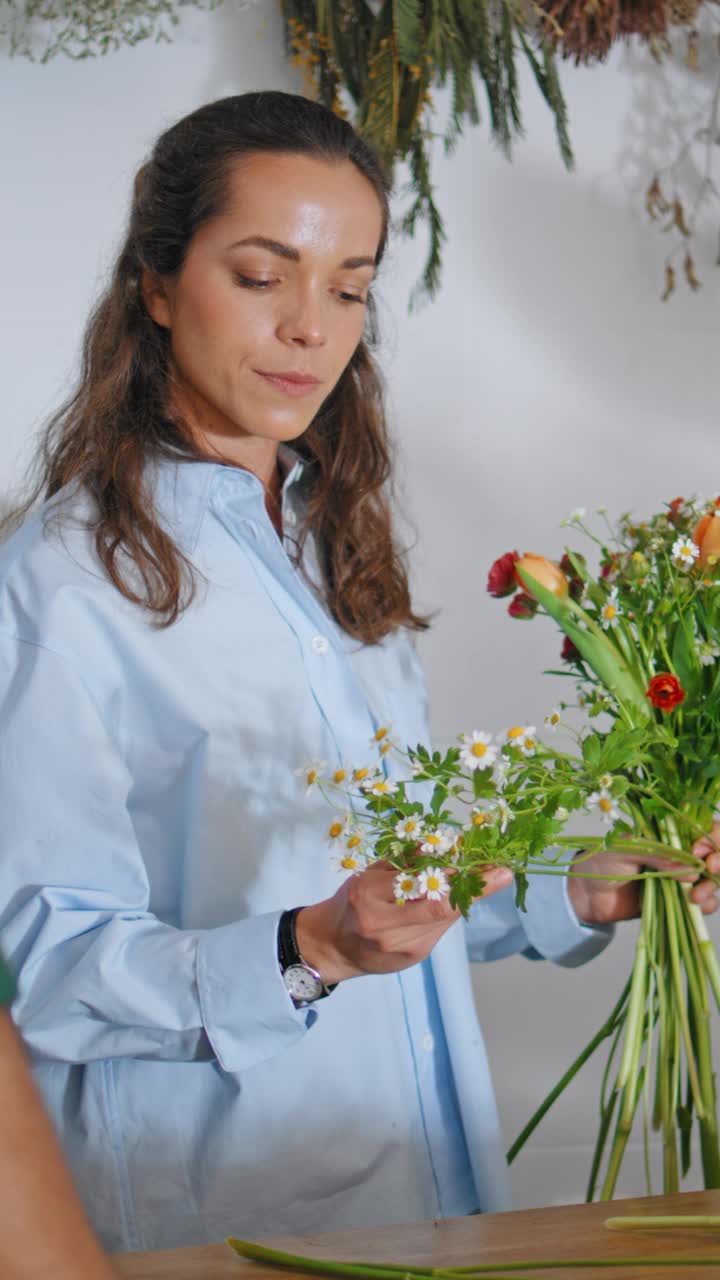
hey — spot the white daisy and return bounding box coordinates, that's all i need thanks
[420,827,455,856]
[672,536,700,571]
[470,802,496,829]
[544,707,562,733]
[555,806,569,822]
[496,799,513,833]
[587,789,621,826]
[361,777,399,797]
[393,871,422,901]
[519,730,538,757]
[394,815,425,841]
[495,759,510,791]
[416,866,450,902]
[598,773,614,790]
[295,760,327,795]
[600,588,621,630]
[326,816,351,842]
[502,725,536,751]
[699,640,720,667]
[459,730,498,772]
[335,847,368,874]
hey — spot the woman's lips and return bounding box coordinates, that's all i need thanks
[255,370,321,398]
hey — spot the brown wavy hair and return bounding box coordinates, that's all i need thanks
[6,91,428,642]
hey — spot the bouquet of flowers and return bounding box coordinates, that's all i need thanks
[305,496,720,1201]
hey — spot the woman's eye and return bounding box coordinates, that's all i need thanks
[233,273,276,290]
[338,291,367,305]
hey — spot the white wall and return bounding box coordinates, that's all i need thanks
[2,2,719,1212]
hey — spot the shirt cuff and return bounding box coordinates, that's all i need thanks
[196,909,318,1073]
[521,864,614,968]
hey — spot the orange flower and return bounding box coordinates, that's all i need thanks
[514,554,569,599]
[692,512,720,565]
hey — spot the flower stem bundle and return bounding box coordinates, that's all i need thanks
[306,495,720,1201]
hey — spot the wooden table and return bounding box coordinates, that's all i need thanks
[114,1189,720,1279]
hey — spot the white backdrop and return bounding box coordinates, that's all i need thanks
[2,0,719,1211]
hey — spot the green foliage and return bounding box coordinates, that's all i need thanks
[281,0,573,305]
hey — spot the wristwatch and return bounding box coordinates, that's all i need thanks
[277,907,337,1007]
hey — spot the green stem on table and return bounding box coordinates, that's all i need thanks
[506,977,631,1165]
[226,1237,720,1276]
[605,1214,720,1231]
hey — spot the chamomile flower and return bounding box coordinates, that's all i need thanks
[600,588,621,629]
[470,802,496,828]
[556,806,569,822]
[587,789,621,826]
[330,767,347,785]
[496,799,513,833]
[569,507,586,523]
[394,815,425,841]
[326,817,350,842]
[394,871,422,902]
[598,773,614,790]
[296,760,327,795]
[544,707,562,733]
[519,729,538,757]
[335,846,368,874]
[459,730,498,771]
[420,827,455,856]
[502,725,535,752]
[361,777,399,797]
[672,536,700,571]
[416,867,450,902]
[698,640,720,667]
[495,759,510,791]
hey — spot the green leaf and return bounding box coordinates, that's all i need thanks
[514,870,529,912]
[582,734,602,769]
[393,0,421,66]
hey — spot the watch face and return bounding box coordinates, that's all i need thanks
[283,964,324,1002]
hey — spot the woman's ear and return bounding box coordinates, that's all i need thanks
[141,270,173,329]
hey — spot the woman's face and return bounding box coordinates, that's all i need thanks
[144,152,384,471]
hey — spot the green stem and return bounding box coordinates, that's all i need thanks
[506,977,631,1165]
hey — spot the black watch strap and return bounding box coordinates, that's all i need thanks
[277,907,337,996]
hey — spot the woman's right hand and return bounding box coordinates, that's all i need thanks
[295,859,514,985]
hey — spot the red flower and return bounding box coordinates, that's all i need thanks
[646,672,686,712]
[561,636,580,663]
[487,551,519,598]
[667,497,685,524]
[559,553,585,601]
[508,592,538,620]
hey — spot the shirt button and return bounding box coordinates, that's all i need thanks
[421,1033,434,1053]
[311,635,329,655]
[284,509,297,528]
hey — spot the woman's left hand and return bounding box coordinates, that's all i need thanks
[566,821,720,925]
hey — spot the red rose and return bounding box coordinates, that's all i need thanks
[487,551,519,598]
[646,672,686,712]
[561,636,580,663]
[508,592,538,620]
[667,497,685,523]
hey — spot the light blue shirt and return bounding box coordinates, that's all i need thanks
[0,455,611,1253]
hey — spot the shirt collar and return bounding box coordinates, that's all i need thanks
[148,448,307,555]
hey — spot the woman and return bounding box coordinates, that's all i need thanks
[0,91,717,1255]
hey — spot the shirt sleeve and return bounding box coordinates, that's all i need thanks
[0,631,313,1074]
[464,861,614,968]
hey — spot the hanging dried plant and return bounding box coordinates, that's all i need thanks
[281,0,574,304]
[536,0,672,64]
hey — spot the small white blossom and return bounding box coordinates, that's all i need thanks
[699,640,720,667]
[394,816,424,841]
[555,806,569,822]
[416,866,450,902]
[296,760,327,795]
[569,507,586,523]
[496,799,513,833]
[361,777,399,797]
[601,588,621,630]
[335,847,368,874]
[501,725,536,752]
[672,536,700,571]
[598,773,614,790]
[544,707,562,733]
[420,827,455,856]
[470,802,496,829]
[495,759,510,791]
[393,871,422,901]
[587,789,621,826]
[459,730,498,771]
